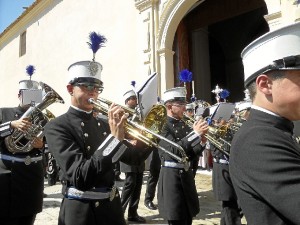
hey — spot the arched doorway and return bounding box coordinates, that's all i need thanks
[171,0,269,103]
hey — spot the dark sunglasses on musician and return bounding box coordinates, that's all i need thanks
[74,83,104,94]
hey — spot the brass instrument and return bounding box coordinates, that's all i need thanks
[88,98,189,167]
[228,121,243,134]
[196,100,211,108]
[182,114,231,156]
[205,124,231,156]
[43,109,56,121]
[5,82,64,153]
[182,113,196,128]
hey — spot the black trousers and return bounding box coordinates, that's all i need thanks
[220,200,242,225]
[1,214,36,225]
[168,217,192,225]
[120,172,143,217]
[144,168,160,203]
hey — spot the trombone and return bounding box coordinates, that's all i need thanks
[88,98,189,167]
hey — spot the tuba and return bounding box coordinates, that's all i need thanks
[88,98,189,167]
[5,82,64,154]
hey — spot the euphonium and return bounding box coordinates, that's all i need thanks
[5,82,64,154]
[88,98,189,166]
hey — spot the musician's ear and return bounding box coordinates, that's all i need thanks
[67,84,74,95]
[165,102,172,110]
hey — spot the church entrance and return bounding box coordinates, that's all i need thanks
[172,0,269,103]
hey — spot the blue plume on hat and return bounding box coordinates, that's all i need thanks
[179,69,193,83]
[220,89,230,99]
[87,32,107,61]
[131,80,136,87]
[26,65,35,80]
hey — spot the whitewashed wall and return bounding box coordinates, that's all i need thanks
[0,0,146,116]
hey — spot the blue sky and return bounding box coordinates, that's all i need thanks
[0,0,35,33]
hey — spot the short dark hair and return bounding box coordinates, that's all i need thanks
[247,70,285,100]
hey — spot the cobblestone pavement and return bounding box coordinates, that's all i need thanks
[34,170,247,225]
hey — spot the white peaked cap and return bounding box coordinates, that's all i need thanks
[67,61,103,85]
[162,87,187,103]
[123,90,136,102]
[242,22,300,87]
[19,80,39,90]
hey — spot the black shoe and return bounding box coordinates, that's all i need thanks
[144,201,157,210]
[128,215,146,223]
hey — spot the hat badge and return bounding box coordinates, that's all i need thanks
[88,61,99,76]
[87,31,107,76]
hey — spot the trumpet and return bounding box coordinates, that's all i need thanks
[182,113,196,127]
[88,98,189,167]
[205,124,231,156]
[182,114,231,156]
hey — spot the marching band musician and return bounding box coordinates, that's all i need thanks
[230,22,300,224]
[210,118,242,225]
[44,32,153,225]
[210,98,251,225]
[0,69,45,225]
[185,103,200,177]
[158,87,208,225]
[144,97,161,211]
[120,89,146,223]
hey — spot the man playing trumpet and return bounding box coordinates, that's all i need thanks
[44,32,153,225]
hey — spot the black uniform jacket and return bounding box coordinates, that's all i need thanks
[0,106,44,217]
[44,107,152,224]
[157,116,204,220]
[230,109,300,225]
[120,135,145,173]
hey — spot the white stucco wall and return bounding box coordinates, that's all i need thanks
[0,0,146,116]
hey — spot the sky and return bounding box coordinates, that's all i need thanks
[0,0,35,33]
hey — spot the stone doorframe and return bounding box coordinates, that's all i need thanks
[135,0,298,96]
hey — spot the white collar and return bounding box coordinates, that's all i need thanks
[71,105,93,114]
[251,105,279,117]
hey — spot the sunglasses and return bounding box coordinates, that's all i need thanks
[74,83,103,94]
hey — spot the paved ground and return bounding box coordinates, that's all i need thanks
[34,170,247,225]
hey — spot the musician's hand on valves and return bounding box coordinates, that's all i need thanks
[193,119,209,136]
[11,118,32,132]
[108,103,128,141]
[32,137,44,149]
